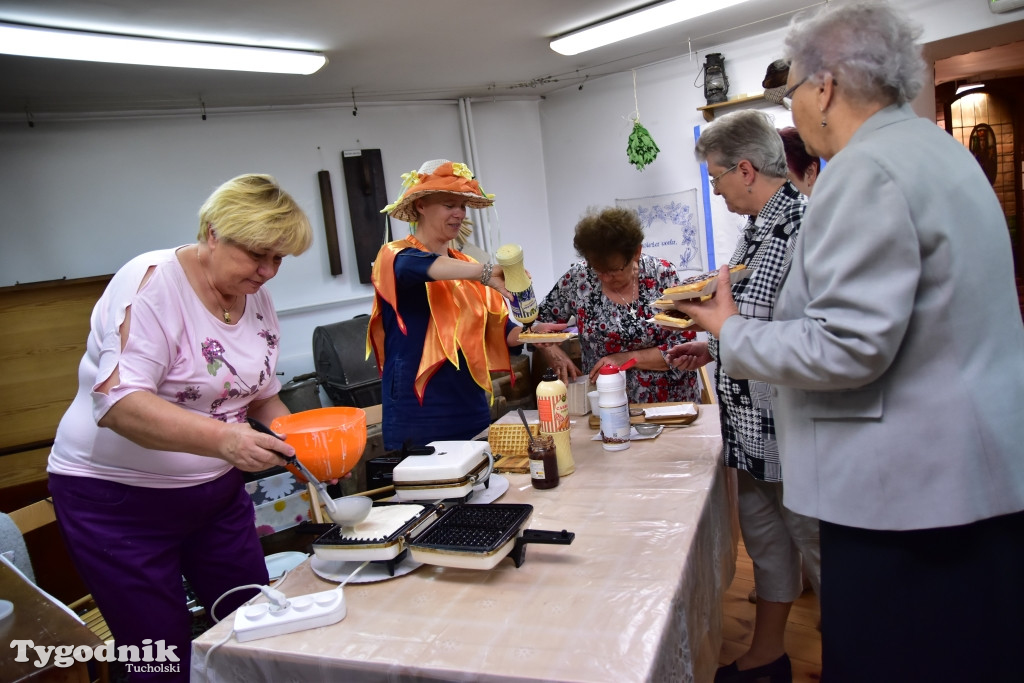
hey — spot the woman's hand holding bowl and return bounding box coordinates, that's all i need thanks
[221,422,297,472]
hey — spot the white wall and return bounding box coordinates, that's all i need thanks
[540,25,794,279]
[1,0,1019,380]
[0,99,551,378]
[538,0,1024,280]
[462,99,554,296]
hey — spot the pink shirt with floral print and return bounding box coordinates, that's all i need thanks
[48,247,283,487]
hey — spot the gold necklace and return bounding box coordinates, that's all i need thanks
[197,246,238,323]
[607,266,639,315]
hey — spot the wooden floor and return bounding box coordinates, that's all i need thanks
[718,541,822,682]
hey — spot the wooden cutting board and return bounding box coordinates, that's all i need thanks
[492,452,530,474]
[488,423,537,474]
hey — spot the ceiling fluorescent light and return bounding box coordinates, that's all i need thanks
[955,82,984,95]
[0,22,327,75]
[550,0,754,56]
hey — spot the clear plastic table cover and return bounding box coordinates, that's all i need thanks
[192,411,736,683]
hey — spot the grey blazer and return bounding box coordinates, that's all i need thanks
[719,104,1024,530]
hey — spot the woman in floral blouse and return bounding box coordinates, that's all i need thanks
[533,206,700,404]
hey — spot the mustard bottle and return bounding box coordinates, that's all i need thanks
[494,243,538,324]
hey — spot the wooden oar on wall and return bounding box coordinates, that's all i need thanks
[317,169,343,276]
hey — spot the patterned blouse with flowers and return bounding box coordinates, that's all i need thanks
[48,246,283,487]
[537,254,701,404]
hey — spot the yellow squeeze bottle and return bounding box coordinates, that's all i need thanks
[494,244,538,324]
[536,368,576,476]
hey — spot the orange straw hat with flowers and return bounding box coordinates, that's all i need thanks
[382,159,495,224]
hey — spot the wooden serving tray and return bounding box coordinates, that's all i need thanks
[588,402,700,429]
[488,423,538,474]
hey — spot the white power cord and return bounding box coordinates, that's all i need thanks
[337,560,370,589]
[209,583,288,624]
[199,568,294,681]
[198,561,367,680]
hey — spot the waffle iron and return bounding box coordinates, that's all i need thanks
[312,502,574,572]
[391,441,494,502]
[311,502,440,576]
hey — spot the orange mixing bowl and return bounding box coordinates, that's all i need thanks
[270,407,367,482]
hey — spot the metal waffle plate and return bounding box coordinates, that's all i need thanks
[312,502,440,562]
[410,503,533,554]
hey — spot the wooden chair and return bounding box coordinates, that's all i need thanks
[698,365,716,405]
[9,498,111,682]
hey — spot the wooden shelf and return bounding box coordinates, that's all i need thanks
[696,93,766,121]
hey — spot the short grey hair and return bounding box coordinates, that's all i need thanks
[694,109,788,179]
[784,0,925,106]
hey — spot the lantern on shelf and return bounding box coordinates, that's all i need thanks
[703,53,729,105]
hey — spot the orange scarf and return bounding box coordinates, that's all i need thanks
[366,236,512,403]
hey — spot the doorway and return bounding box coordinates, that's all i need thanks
[933,33,1024,318]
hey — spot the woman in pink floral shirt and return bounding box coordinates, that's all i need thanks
[47,174,312,681]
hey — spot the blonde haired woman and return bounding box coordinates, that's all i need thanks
[48,173,312,680]
[369,159,557,450]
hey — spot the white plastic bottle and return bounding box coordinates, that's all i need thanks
[535,368,575,476]
[597,361,634,452]
[494,243,538,324]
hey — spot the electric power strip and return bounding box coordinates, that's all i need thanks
[233,589,347,642]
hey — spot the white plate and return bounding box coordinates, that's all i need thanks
[518,332,577,343]
[653,313,696,329]
[264,551,309,580]
[644,405,698,418]
[661,268,751,301]
[310,553,422,584]
[468,473,509,505]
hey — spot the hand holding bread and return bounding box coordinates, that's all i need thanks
[673,265,741,337]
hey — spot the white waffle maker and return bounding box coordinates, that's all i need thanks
[391,441,494,502]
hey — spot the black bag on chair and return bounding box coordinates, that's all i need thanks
[312,315,382,408]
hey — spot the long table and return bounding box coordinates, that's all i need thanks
[192,409,735,683]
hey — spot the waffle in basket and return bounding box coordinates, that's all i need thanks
[488,423,539,473]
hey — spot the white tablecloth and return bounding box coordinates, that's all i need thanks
[192,409,735,683]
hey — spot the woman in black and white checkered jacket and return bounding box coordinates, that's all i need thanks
[667,109,814,683]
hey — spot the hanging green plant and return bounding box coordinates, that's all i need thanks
[627,119,660,171]
[626,70,659,171]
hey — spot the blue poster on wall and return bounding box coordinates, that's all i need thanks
[615,189,708,276]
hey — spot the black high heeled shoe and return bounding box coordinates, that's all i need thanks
[714,653,792,683]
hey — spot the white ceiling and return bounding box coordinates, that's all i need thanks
[0,0,831,116]
[2,0,1022,118]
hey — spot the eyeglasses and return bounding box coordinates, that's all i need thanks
[709,164,738,190]
[782,76,809,100]
[591,259,632,276]
[782,75,809,102]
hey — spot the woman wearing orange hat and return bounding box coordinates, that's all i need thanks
[368,159,551,450]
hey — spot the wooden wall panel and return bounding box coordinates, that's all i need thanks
[0,276,109,453]
[341,149,388,284]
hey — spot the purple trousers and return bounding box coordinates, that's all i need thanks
[49,469,269,682]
